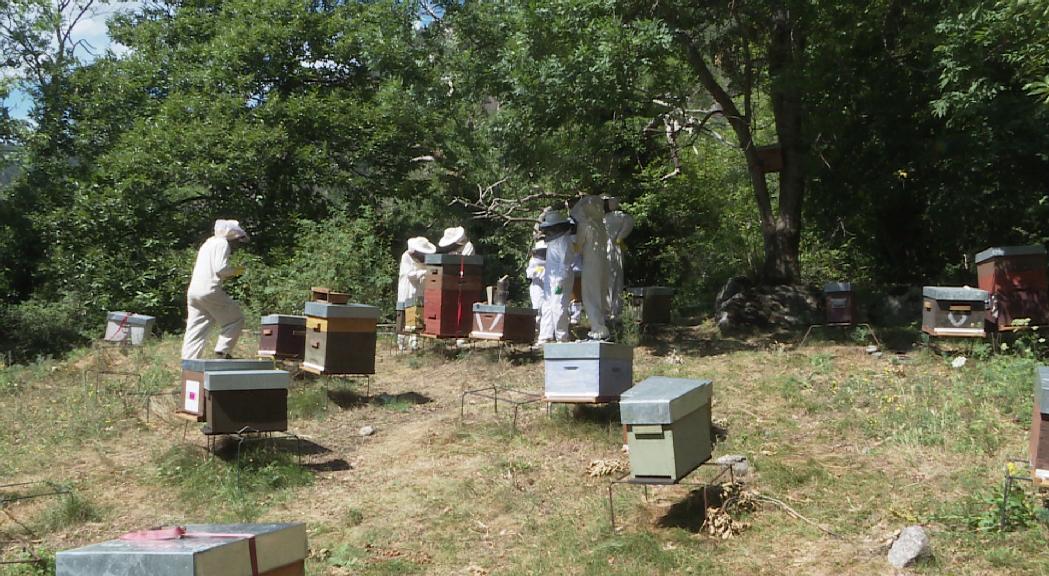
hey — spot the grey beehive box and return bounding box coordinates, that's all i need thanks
[303,301,380,319]
[202,370,290,435]
[179,359,275,419]
[104,311,156,345]
[56,523,307,576]
[620,377,713,482]
[543,342,633,402]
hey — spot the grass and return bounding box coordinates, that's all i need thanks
[2,328,1049,574]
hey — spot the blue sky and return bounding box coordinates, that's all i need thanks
[4,1,138,120]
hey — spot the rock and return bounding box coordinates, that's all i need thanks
[715,282,821,335]
[888,525,931,568]
[359,425,376,437]
[951,356,966,369]
[715,276,751,311]
[714,454,750,477]
[865,345,879,354]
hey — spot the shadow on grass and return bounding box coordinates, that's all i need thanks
[304,458,353,473]
[656,484,728,533]
[210,435,331,462]
[639,325,760,359]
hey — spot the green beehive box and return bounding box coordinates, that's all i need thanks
[620,377,713,482]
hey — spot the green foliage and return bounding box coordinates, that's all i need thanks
[38,490,101,533]
[940,474,1038,533]
[0,295,92,363]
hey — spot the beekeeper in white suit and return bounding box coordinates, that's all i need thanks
[397,236,436,351]
[603,196,634,320]
[438,226,475,255]
[525,240,547,330]
[181,219,248,360]
[570,194,610,340]
[537,211,576,343]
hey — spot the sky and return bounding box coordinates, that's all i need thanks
[3,1,140,120]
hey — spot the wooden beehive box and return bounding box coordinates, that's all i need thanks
[921,286,989,338]
[975,245,1049,330]
[202,369,289,435]
[544,342,633,403]
[620,377,713,482]
[56,523,308,576]
[103,312,156,346]
[179,359,275,422]
[258,315,307,360]
[470,303,537,343]
[423,254,485,338]
[626,287,675,325]
[823,282,856,325]
[302,302,379,375]
[396,298,423,334]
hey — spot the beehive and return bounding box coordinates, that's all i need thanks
[202,370,289,435]
[626,287,674,325]
[56,523,308,576]
[823,282,856,325]
[422,254,484,338]
[921,287,989,338]
[975,246,1049,331]
[103,312,156,346]
[543,342,633,402]
[470,303,537,343]
[302,302,379,375]
[179,359,275,422]
[258,315,306,360]
[620,377,713,482]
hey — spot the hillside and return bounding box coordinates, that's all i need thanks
[0,326,1046,575]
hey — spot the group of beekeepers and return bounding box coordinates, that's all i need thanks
[180,201,627,359]
[528,194,634,343]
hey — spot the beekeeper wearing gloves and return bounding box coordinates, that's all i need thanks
[181,219,249,360]
[537,211,576,343]
[603,196,634,320]
[570,194,611,340]
[438,226,475,255]
[397,236,436,351]
[525,240,547,330]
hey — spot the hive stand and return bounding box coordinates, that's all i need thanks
[226,426,305,496]
[606,460,736,532]
[997,458,1049,531]
[460,386,543,434]
[798,322,881,348]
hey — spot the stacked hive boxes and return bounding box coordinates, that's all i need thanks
[302,301,379,375]
[626,287,675,324]
[976,245,1049,331]
[823,282,856,325]
[202,370,290,435]
[178,359,275,422]
[423,254,484,338]
[56,523,308,576]
[620,377,713,482]
[1032,367,1049,483]
[470,303,537,343]
[103,312,156,346]
[921,286,989,338]
[543,342,633,402]
[258,315,307,360]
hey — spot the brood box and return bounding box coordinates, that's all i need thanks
[396,298,423,334]
[179,359,275,421]
[303,302,379,375]
[975,245,1049,331]
[626,287,674,325]
[823,282,856,325]
[470,303,537,343]
[202,370,289,435]
[620,377,713,482]
[921,286,989,338]
[104,312,155,346]
[423,254,485,338]
[543,342,633,402]
[56,523,307,576]
[258,315,306,360]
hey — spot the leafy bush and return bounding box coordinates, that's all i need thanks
[0,296,92,363]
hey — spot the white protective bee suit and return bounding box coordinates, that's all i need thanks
[397,236,435,351]
[604,198,634,319]
[570,195,610,340]
[439,226,475,256]
[526,241,546,330]
[181,219,248,359]
[537,211,576,343]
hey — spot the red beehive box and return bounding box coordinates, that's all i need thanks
[423,254,484,338]
[976,245,1049,331]
[823,282,856,325]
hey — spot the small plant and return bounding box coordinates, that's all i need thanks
[288,386,328,420]
[38,490,101,532]
[940,473,1037,532]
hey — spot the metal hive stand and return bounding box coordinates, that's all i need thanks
[460,386,543,434]
[606,460,736,532]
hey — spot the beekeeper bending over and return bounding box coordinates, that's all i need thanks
[571,194,610,340]
[397,236,436,351]
[603,196,634,320]
[438,226,475,255]
[181,219,248,360]
[537,211,576,343]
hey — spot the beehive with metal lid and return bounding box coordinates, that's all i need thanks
[202,370,289,435]
[975,245,1049,331]
[178,359,275,421]
[258,315,307,360]
[303,302,379,375]
[104,312,156,346]
[921,286,989,338]
[823,282,856,325]
[543,342,633,402]
[620,377,713,481]
[626,287,675,325]
[470,303,537,343]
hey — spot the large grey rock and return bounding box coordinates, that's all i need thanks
[359,425,376,437]
[714,454,750,477]
[715,282,821,334]
[888,525,930,568]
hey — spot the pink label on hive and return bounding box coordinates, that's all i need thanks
[188,392,196,400]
